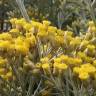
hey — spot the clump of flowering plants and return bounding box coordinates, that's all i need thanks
[0,18,96,96]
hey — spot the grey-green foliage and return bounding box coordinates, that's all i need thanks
[1,0,96,33]
[57,0,96,33]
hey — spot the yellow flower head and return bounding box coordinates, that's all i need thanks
[53,63,68,74]
[77,52,86,60]
[15,44,29,55]
[57,63,68,70]
[25,35,36,46]
[24,23,32,31]
[48,26,57,34]
[57,29,64,36]
[42,63,50,70]
[55,35,64,45]
[42,63,51,75]
[0,68,6,75]
[15,36,25,44]
[70,37,81,47]
[73,58,82,65]
[73,67,80,74]
[10,18,17,24]
[0,33,12,40]
[79,72,89,80]
[37,31,48,38]
[15,19,26,26]
[9,28,19,33]
[81,63,96,73]
[0,57,7,67]
[91,26,96,32]
[93,60,96,66]
[54,58,61,63]
[40,57,49,63]
[26,32,33,38]
[88,21,95,27]
[5,71,13,80]
[60,55,69,62]
[64,31,73,36]
[87,44,95,51]
[0,40,11,49]
[31,21,42,28]
[43,20,51,26]
[85,56,93,63]
[79,40,89,49]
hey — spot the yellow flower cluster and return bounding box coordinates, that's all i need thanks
[73,63,96,80]
[33,20,96,80]
[37,56,68,75]
[0,57,12,81]
[1,18,96,83]
[0,20,37,55]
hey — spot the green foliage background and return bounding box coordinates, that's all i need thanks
[0,0,96,33]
